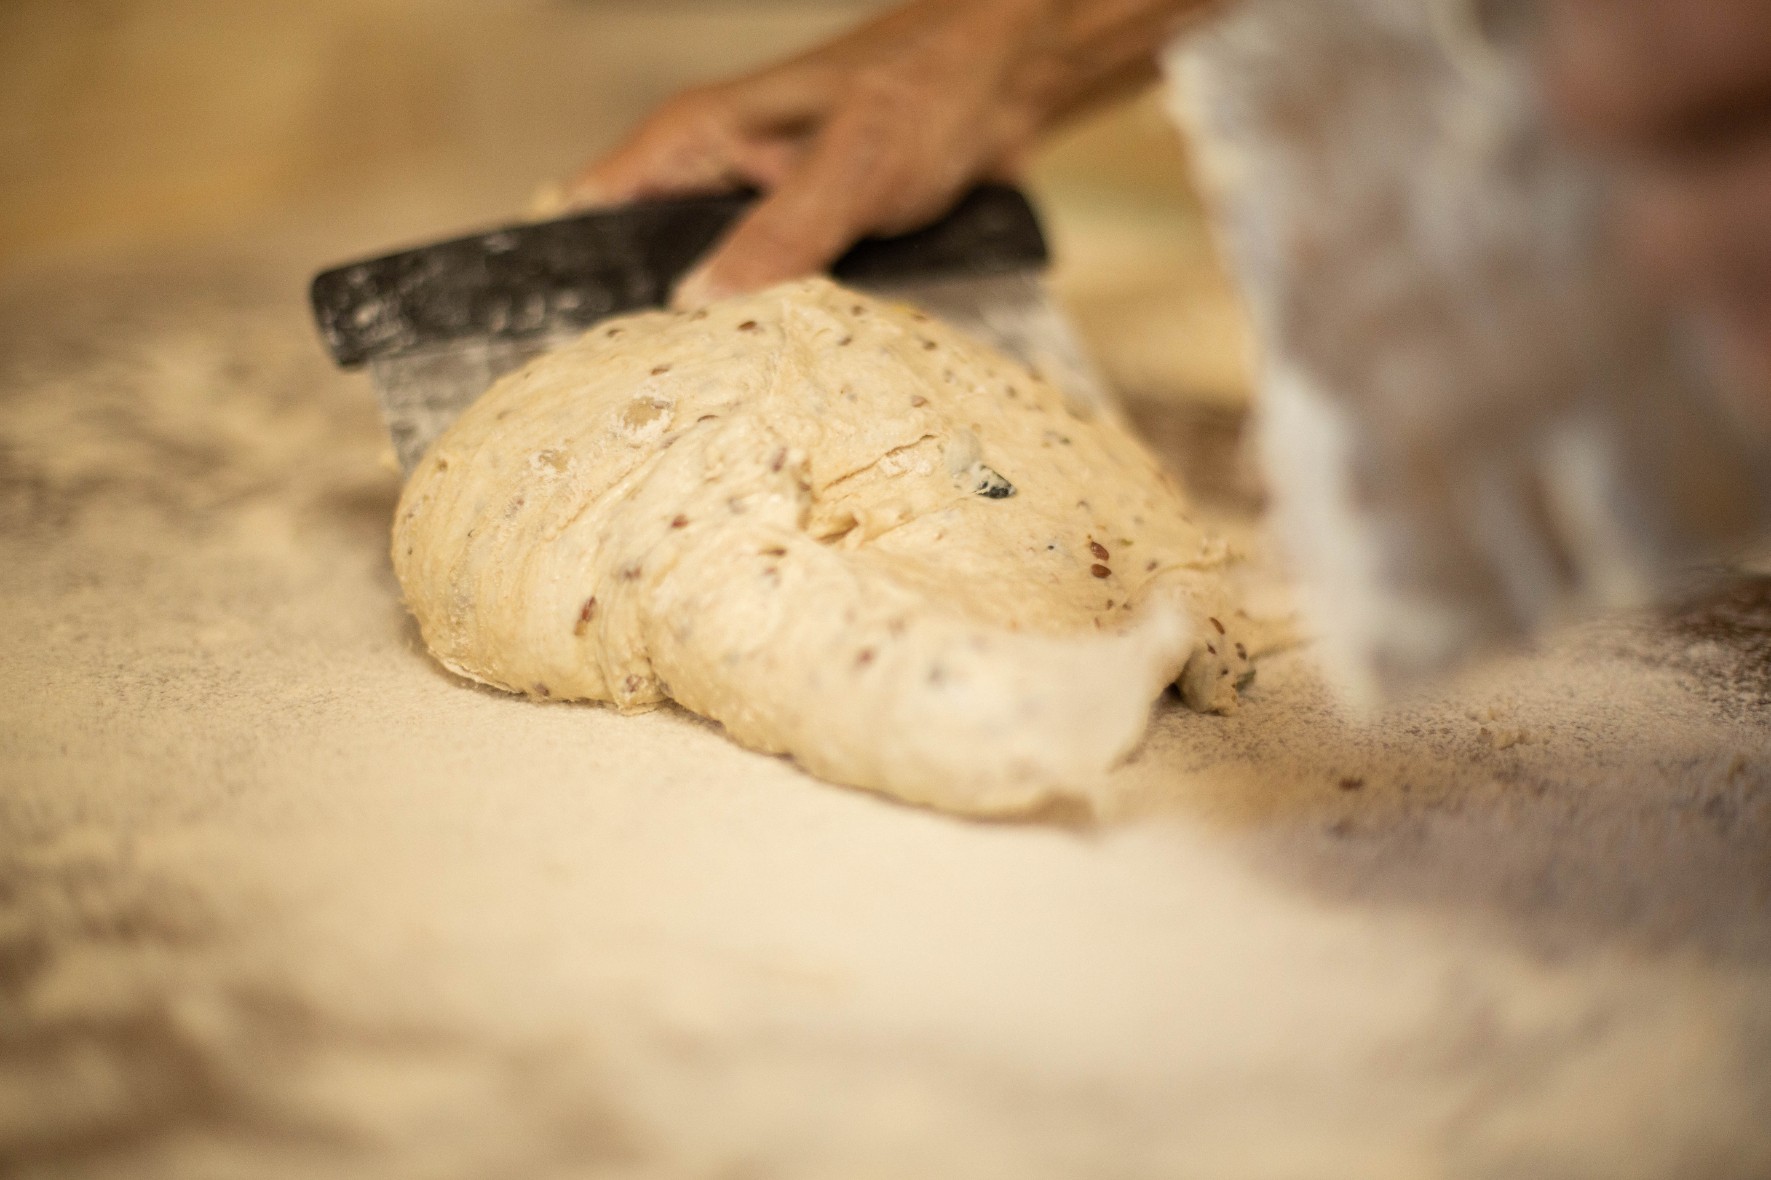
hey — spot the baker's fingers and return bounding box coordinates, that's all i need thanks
[729,137,811,192]
[1543,0,1771,148]
[670,186,856,308]
[567,72,837,207]
[673,76,977,305]
[567,90,745,206]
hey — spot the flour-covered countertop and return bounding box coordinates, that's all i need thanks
[2,241,1767,1178]
[3,2,1768,1175]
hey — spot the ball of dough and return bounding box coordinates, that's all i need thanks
[393,278,1245,813]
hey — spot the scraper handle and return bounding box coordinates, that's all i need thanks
[310,184,1049,369]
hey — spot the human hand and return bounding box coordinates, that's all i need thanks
[565,0,1204,306]
[1542,0,1771,393]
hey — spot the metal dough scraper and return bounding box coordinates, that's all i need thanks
[309,184,1107,474]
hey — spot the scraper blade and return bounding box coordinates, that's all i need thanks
[310,185,1110,473]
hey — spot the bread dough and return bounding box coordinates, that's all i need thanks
[393,278,1247,813]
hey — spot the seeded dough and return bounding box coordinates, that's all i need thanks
[393,278,1247,813]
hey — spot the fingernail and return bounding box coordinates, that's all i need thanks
[671,268,729,311]
[528,181,569,218]
[557,174,617,214]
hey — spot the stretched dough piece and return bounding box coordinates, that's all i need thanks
[394,278,1246,814]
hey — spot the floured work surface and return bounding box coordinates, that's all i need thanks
[4,255,1770,1178]
[395,278,1254,814]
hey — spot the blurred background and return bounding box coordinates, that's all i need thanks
[0,0,1252,414]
